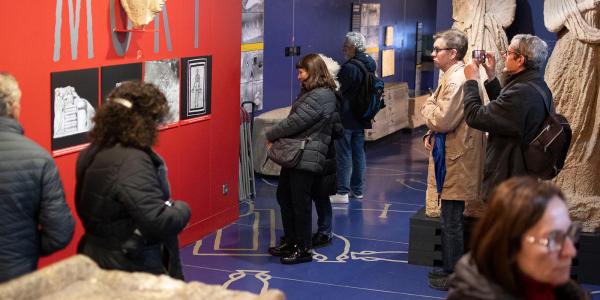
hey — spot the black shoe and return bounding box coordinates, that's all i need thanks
[280,246,313,264]
[312,232,332,248]
[428,274,450,291]
[268,241,294,256]
[427,268,449,279]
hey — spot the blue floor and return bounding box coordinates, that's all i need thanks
[180,128,600,299]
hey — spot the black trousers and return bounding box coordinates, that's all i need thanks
[276,168,319,248]
[441,199,464,273]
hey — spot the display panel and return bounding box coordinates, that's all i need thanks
[144,59,180,124]
[51,68,99,150]
[181,56,212,119]
[100,63,143,102]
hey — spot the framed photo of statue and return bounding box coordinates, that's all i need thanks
[181,56,212,120]
[51,68,99,151]
[100,63,142,103]
[144,59,180,124]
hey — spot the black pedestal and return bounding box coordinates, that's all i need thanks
[407,207,475,267]
[573,231,600,285]
[408,208,600,285]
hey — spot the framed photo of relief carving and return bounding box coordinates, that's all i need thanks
[51,68,99,151]
[181,56,212,120]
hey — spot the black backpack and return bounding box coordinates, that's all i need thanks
[523,82,572,180]
[349,59,385,121]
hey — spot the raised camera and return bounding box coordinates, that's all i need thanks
[472,50,486,64]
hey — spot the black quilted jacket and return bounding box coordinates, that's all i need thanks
[0,117,75,283]
[265,87,340,174]
[75,143,190,279]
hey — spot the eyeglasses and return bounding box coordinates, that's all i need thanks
[501,49,524,59]
[432,47,453,54]
[525,222,582,252]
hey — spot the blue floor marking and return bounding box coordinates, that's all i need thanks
[180,128,600,299]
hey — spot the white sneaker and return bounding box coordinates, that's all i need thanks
[350,193,364,199]
[329,193,349,204]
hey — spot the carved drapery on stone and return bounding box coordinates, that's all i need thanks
[544,0,600,232]
[120,0,166,28]
[452,0,516,83]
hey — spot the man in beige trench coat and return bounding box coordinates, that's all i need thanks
[420,29,486,290]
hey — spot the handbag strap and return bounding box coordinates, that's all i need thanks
[526,81,553,114]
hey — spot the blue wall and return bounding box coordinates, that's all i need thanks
[262,0,438,113]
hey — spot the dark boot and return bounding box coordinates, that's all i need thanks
[280,245,312,264]
[268,237,293,256]
[311,232,332,248]
[428,273,450,291]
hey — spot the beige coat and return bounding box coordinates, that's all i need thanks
[420,62,486,217]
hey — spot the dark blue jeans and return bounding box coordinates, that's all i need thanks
[313,173,335,234]
[334,129,366,195]
[441,200,464,273]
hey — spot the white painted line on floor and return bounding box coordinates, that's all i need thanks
[260,178,278,187]
[379,203,391,218]
[342,235,409,245]
[332,207,417,214]
[181,264,444,299]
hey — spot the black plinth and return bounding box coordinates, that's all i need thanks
[407,207,476,267]
[408,208,600,285]
[573,231,600,285]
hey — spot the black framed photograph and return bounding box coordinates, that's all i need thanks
[181,56,212,119]
[100,63,143,102]
[51,68,99,151]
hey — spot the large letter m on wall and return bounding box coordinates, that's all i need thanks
[53,0,94,62]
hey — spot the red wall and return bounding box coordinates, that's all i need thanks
[0,1,241,265]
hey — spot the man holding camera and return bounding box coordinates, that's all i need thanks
[420,29,486,290]
[463,34,551,199]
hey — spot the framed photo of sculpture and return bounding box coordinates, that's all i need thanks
[240,50,264,111]
[241,50,263,84]
[181,56,212,120]
[100,63,142,102]
[242,0,264,13]
[144,59,180,124]
[241,81,263,111]
[382,49,395,77]
[51,68,99,151]
[242,13,263,44]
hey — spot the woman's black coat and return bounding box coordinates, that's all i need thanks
[75,143,190,279]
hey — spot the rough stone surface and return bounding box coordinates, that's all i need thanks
[452,0,515,84]
[0,255,285,300]
[252,107,291,176]
[544,0,600,232]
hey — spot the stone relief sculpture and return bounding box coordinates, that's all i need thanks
[120,0,166,28]
[0,255,285,300]
[544,0,600,232]
[452,0,516,83]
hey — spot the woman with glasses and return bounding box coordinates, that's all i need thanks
[448,176,590,299]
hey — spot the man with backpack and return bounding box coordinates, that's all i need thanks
[329,32,377,204]
[463,34,557,199]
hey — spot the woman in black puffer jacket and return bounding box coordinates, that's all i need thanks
[265,53,340,264]
[75,81,190,279]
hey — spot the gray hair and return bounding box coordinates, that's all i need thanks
[433,29,468,61]
[510,34,548,70]
[0,72,21,117]
[345,32,367,53]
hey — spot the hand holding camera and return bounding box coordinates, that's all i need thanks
[470,50,497,81]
